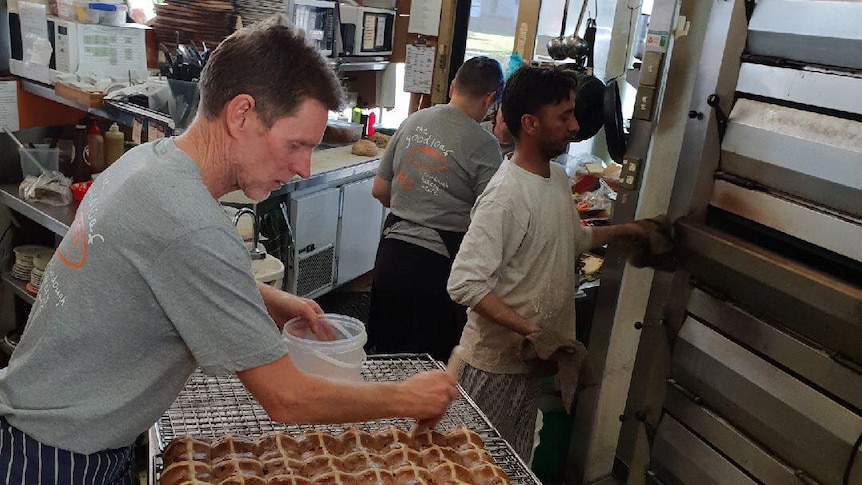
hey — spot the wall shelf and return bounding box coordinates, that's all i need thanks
[329,57,390,72]
[2,272,35,306]
[20,79,175,131]
[0,185,74,238]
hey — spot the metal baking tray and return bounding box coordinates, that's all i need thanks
[150,353,541,485]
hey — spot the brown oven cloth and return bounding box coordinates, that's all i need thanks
[619,215,677,272]
[518,330,587,413]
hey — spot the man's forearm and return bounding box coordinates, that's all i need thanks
[257,281,283,328]
[589,222,643,249]
[238,355,456,424]
[472,292,537,336]
[372,176,392,207]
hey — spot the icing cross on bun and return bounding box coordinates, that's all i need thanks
[159,426,511,485]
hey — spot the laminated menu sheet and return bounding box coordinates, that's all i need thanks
[76,23,149,81]
[0,80,20,132]
[404,44,435,95]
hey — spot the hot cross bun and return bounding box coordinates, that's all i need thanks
[159,426,510,485]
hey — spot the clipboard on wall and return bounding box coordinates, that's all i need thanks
[403,39,435,95]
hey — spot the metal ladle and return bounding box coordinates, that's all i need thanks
[562,0,591,60]
[546,0,572,60]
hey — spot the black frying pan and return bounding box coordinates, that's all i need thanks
[603,78,626,165]
[572,72,605,142]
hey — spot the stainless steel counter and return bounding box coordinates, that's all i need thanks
[271,158,380,198]
[1,153,379,237]
[0,184,75,237]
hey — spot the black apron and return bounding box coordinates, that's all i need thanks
[367,213,468,361]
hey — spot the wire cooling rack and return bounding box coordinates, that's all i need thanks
[153,354,541,484]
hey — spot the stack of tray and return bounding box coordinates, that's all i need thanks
[152,354,541,485]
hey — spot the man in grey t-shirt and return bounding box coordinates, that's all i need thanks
[0,16,458,483]
[368,57,504,360]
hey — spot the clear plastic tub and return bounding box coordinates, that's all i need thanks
[18,147,60,178]
[282,313,367,382]
[57,0,89,21]
[89,3,128,26]
[58,1,127,24]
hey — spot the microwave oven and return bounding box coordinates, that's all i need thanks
[338,5,395,56]
[288,0,337,56]
[8,12,149,84]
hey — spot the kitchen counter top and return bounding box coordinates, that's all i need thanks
[0,184,76,237]
[220,145,381,205]
[2,145,380,233]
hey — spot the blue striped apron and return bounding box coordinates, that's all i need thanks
[0,417,136,485]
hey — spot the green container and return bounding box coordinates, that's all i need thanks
[532,377,572,484]
[532,410,571,483]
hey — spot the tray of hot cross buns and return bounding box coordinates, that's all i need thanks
[151,354,542,485]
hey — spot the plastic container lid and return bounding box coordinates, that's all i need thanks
[89,2,118,11]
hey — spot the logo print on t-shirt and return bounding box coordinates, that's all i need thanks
[56,212,88,269]
[406,146,448,171]
[56,172,109,270]
[396,170,414,191]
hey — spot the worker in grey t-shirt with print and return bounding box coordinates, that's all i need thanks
[368,56,505,361]
[0,16,458,484]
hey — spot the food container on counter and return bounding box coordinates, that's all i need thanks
[322,120,364,145]
[88,3,128,26]
[18,147,60,178]
[282,313,367,382]
[70,180,92,201]
[58,0,127,24]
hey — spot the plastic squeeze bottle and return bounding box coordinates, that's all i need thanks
[104,123,125,168]
[86,120,105,175]
[366,110,376,138]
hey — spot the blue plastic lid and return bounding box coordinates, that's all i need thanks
[89,3,118,11]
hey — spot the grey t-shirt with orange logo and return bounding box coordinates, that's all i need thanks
[0,138,285,454]
[378,105,503,257]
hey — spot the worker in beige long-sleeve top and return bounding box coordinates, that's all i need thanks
[448,66,652,460]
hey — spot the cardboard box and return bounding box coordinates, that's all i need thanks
[54,82,105,108]
[513,0,541,61]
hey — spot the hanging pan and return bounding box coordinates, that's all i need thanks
[603,78,626,165]
[571,71,605,142]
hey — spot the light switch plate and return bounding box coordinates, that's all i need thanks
[620,156,644,190]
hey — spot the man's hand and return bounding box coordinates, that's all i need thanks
[258,282,324,332]
[397,370,459,420]
[589,216,675,270]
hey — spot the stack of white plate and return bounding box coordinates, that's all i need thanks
[30,247,54,290]
[11,245,43,281]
